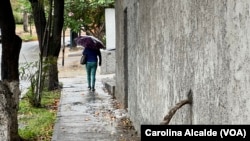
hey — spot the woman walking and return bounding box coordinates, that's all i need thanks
[83,47,102,91]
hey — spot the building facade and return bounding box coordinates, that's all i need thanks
[115,0,250,134]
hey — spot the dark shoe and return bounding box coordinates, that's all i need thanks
[91,88,95,92]
[88,86,91,90]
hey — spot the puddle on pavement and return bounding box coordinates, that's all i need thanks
[57,77,140,140]
[72,102,83,105]
[72,91,119,136]
[85,92,103,103]
[79,91,140,140]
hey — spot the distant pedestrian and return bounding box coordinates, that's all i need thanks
[82,47,102,91]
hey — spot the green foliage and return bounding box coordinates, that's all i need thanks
[11,0,33,23]
[13,11,23,24]
[18,90,60,140]
[19,61,39,81]
[19,59,50,107]
[12,0,31,12]
[64,0,114,41]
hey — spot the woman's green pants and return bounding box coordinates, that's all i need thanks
[85,62,97,89]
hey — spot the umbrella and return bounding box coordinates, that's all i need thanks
[74,35,105,50]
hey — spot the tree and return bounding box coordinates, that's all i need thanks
[29,0,113,93]
[64,0,114,42]
[11,0,32,33]
[47,0,64,90]
[0,0,23,140]
[28,0,64,93]
[19,0,33,33]
[29,0,46,52]
[23,11,29,32]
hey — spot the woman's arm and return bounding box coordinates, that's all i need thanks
[82,48,87,55]
[98,50,102,66]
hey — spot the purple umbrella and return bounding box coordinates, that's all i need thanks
[74,35,105,50]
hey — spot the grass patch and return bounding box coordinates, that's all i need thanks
[21,34,38,42]
[18,90,60,141]
[16,24,38,42]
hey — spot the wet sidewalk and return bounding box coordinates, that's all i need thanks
[51,74,140,141]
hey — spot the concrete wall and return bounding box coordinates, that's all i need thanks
[105,8,116,50]
[115,0,127,109]
[115,0,250,134]
[100,8,116,75]
[100,50,115,74]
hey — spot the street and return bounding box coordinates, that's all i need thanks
[0,37,70,95]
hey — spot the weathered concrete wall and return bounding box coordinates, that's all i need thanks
[100,50,115,74]
[105,8,116,50]
[116,0,250,134]
[115,0,127,109]
[100,8,116,75]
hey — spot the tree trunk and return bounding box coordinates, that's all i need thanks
[70,30,78,48]
[29,0,46,52]
[29,0,64,91]
[47,0,64,90]
[0,81,21,141]
[48,57,59,90]
[23,11,29,32]
[0,0,22,140]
